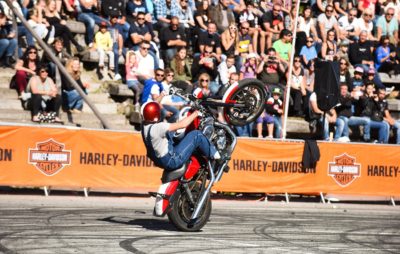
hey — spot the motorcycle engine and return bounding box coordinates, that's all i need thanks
[201,117,215,140]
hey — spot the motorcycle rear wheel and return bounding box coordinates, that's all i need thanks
[167,182,212,232]
[223,78,267,126]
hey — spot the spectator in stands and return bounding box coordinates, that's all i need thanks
[338,7,358,41]
[44,0,84,54]
[159,16,187,63]
[135,40,155,81]
[76,0,110,48]
[217,54,237,87]
[194,0,210,33]
[0,12,17,68]
[314,0,336,15]
[108,15,124,81]
[62,57,89,114]
[256,87,283,138]
[358,83,390,143]
[357,0,376,17]
[299,36,318,66]
[220,22,239,57]
[321,29,337,61]
[94,22,115,80]
[154,0,180,31]
[192,72,211,98]
[237,21,254,69]
[298,6,320,44]
[336,39,351,64]
[239,1,265,55]
[101,0,129,41]
[334,83,353,142]
[209,0,235,34]
[160,68,184,123]
[288,56,306,117]
[354,9,376,41]
[14,46,40,95]
[170,47,193,93]
[338,57,353,90]
[273,29,292,68]
[191,44,218,88]
[376,7,399,45]
[375,35,400,76]
[317,5,340,43]
[262,2,284,49]
[27,3,55,44]
[177,0,195,42]
[309,90,337,140]
[378,87,400,144]
[29,65,62,123]
[240,53,258,80]
[126,12,153,50]
[257,47,285,92]
[284,6,298,33]
[126,0,149,24]
[334,0,353,17]
[350,66,366,91]
[198,22,222,61]
[125,50,141,109]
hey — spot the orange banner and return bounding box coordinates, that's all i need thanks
[0,125,399,196]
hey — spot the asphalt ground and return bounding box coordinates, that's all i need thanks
[0,193,399,254]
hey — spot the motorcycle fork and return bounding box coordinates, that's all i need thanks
[181,167,207,208]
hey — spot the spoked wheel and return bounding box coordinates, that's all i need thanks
[167,176,212,232]
[222,78,267,126]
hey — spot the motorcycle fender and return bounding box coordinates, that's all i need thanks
[154,180,179,217]
[222,82,239,104]
[184,156,201,180]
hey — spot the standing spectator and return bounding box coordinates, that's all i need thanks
[29,65,62,123]
[209,0,235,34]
[317,5,340,43]
[378,88,400,144]
[0,12,17,68]
[76,0,110,48]
[256,87,283,138]
[62,57,89,114]
[135,40,155,81]
[154,0,180,31]
[44,0,84,54]
[273,29,292,67]
[159,16,187,63]
[321,29,337,61]
[217,54,237,87]
[125,50,141,109]
[262,3,284,49]
[354,9,376,41]
[94,22,114,80]
[375,35,400,76]
[288,56,306,117]
[14,46,40,95]
[170,47,193,93]
[338,8,358,41]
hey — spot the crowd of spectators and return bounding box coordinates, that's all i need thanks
[0,0,399,143]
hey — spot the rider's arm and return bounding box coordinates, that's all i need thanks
[168,111,199,131]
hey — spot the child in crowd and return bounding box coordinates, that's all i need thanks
[94,22,114,80]
[256,87,283,138]
[125,50,141,110]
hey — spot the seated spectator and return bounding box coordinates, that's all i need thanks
[76,0,110,48]
[338,57,353,90]
[170,47,193,93]
[217,54,237,87]
[101,0,130,41]
[198,22,222,61]
[334,0,353,17]
[126,12,153,50]
[239,2,265,54]
[338,7,358,42]
[220,22,239,57]
[159,16,187,63]
[309,90,337,140]
[273,29,292,67]
[109,15,125,81]
[298,6,320,44]
[321,29,337,61]
[0,12,17,68]
[256,87,283,138]
[44,0,84,54]
[209,0,235,34]
[287,56,306,117]
[194,0,210,34]
[299,36,318,66]
[336,39,351,64]
[375,35,400,76]
[126,0,150,25]
[262,3,284,49]
[125,50,141,109]
[350,66,365,91]
[28,65,62,123]
[191,45,218,92]
[354,9,376,41]
[379,88,400,144]
[237,21,254,67]
[317,5,340,43]
[240,53,258,80]
[376,6,398,44]
[193,72,211,98]
[176,0,195,44]
[160,68,185,123]
[14,46,40,95]
[27,3,55,44]
[94,22,115,80]
[154,0,180,31]
[135,40,155,81]
[61,57,89,114]
[257,47,285,92]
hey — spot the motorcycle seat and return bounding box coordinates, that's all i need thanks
[161,164,187,183]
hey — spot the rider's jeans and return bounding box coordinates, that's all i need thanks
[159,130,215,171]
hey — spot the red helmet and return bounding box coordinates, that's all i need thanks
[141,102,161,123]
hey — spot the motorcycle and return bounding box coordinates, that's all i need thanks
[149,78,267,231]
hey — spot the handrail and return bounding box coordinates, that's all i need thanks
[4,0,113,129]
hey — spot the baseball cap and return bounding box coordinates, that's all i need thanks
[368,68,375,75]
[272,87,282,95]
[355,66,364,74]
[99,21,108,28]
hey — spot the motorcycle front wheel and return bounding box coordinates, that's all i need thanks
[222,78,267,126]
[167,181,212,232]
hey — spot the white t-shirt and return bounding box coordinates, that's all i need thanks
[338,16,357,32]
[298,16,315,37]
[135,51,155,78]
[317,14,338,37]
[143,122,170,158]
[354,18,373,34]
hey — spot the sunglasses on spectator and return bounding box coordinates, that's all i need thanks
[156,73,164,77]
[294,59,301,62]
[241,27,249,30]
[29,51,37,54]
[364,13,372,17]
[40,70,48,73]
[326,9,333,13]
[307,40,313,43]
[141,46,150,50]
[273,8,280,12]
[200,79,209,82]
[386,13,394,16]
[167,74,174,77]
[349,14,356,17]
[137,17,145,20]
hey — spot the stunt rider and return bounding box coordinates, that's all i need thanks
[141,101,221,171]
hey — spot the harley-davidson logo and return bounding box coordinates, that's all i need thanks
[28,139,71,176]
[328,153,361,187]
